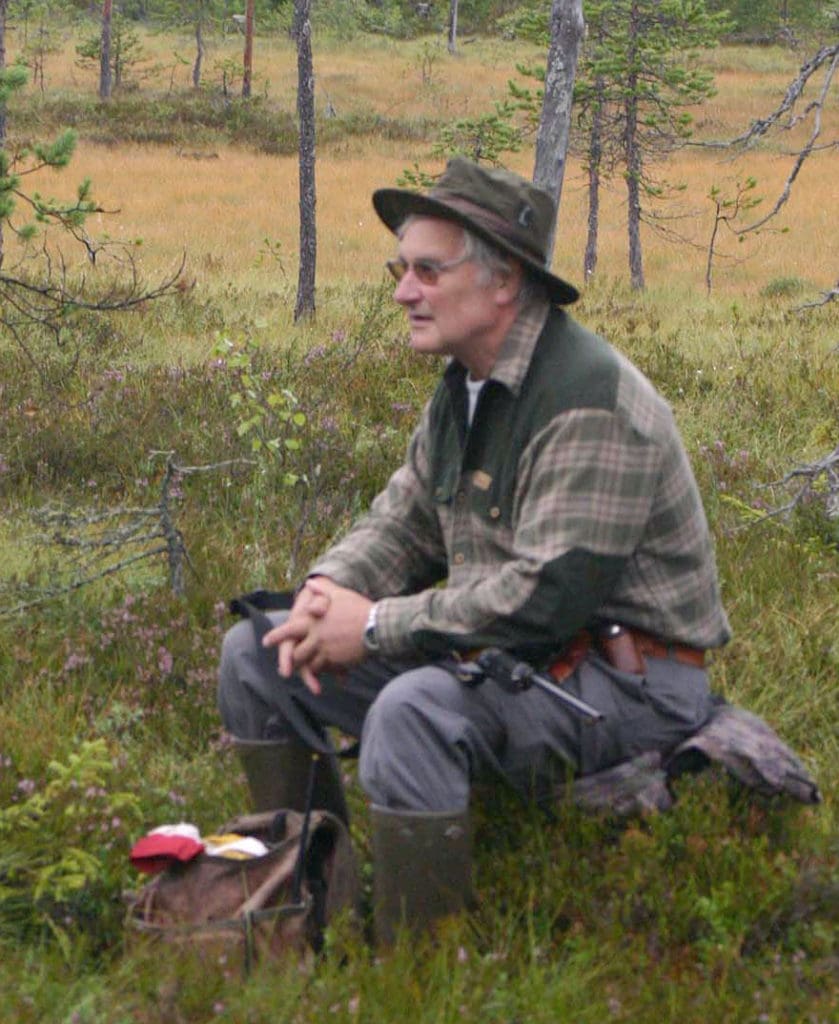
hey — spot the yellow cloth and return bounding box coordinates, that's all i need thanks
[203,833,269,859]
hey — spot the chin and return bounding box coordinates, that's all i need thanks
[409,331,443,354]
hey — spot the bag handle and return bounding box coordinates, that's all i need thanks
[240,764,319,973]
[238,842,306,917]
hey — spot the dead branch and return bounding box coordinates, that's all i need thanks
[0,243,186,388]
[751,445,839,526]
[732,46,838,234]
[721,44,839,150]
[793,279,839,313]
[0,454,256,617]
[694,43,838,297]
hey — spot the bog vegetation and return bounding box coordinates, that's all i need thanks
[0,3,837,1022]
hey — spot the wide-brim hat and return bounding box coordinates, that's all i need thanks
[372,157,579,306]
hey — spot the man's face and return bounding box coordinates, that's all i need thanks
[391,217,511,368]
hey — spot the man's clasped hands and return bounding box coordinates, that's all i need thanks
[263,578,374,694]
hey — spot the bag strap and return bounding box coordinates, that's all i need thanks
[291,753,318,904]
[229,589,295,616]
[238,841,307,918]
[232,596,362,759]
[240,600,338,757]
[241,767,318,972]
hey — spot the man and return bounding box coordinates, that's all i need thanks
[218,158,731,944]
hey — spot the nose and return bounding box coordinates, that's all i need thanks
[393,268,422,305]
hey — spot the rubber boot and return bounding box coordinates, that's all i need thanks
[371,804,472,947]
[233,737,350,825]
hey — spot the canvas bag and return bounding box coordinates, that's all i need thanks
[126,808,359,971]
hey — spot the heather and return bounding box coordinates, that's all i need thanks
[0,21,837,1024]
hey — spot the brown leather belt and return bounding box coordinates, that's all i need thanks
[548,625,706,682]
[597,624,706,673]
[632,629,706,669]
[547,631,593,684]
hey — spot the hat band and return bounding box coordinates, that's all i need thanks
[430,193,547,266]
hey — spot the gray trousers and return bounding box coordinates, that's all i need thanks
[218,613,713,813]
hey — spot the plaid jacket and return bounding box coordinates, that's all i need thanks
[309,301,731,661]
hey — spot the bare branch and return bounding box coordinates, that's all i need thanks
[0,547,169,618]
[691,44,838,295]
[793,279,839,313]
[0,248,186,312]
[748,445,839,527]
[734,47,838,233]
[698,44,839,150]
[0,455,257,616]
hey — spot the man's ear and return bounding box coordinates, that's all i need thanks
[494,261,524,307]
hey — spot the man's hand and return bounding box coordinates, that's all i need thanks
[272,579,332,691]
[262,577,372,695]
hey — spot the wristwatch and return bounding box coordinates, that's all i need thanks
[363,603,380,653]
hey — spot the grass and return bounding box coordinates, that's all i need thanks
[6,29,838,304]
[0,21,837,1024]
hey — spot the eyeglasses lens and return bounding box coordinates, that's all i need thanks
[386,259,406,282]
[385,259,440,285]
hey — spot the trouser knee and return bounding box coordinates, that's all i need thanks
[358,668,476,813]
[217,612,289,740]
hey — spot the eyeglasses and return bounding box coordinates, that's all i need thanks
[385,253,470,286]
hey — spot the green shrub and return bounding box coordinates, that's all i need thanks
[0,740,142,954]
[759,275,807,298]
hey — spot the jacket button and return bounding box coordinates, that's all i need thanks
[489,506,501,519]
[452,552,465,565]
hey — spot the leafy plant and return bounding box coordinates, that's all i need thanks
[0,740,143,956]
[214,335,308,484]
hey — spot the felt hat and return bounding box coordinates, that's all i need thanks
[372,157,579,305]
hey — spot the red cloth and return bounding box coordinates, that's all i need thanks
[130,833,205,874]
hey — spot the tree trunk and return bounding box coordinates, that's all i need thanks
[113,29,122,90]
[0,0,7,268]
[193,18,204,88]
[242,0,254,98]
[583,80,605,283]
[448,0,459,55]
[625,103,644,290]
[624,0,644,290]
[99,0,113,100]
[532,0,585,262]
[294,0,316,322]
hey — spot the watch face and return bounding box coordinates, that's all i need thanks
[364,605,379,651]
[364,626,379,651]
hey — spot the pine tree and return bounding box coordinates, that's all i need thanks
[0,1,180,367]
[611,0,731,289]
[242,0,255,98]
[156,0,221,88]
[511,0,730,288]
[76,7,149,95]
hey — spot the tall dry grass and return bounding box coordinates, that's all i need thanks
[11,29,838,310]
